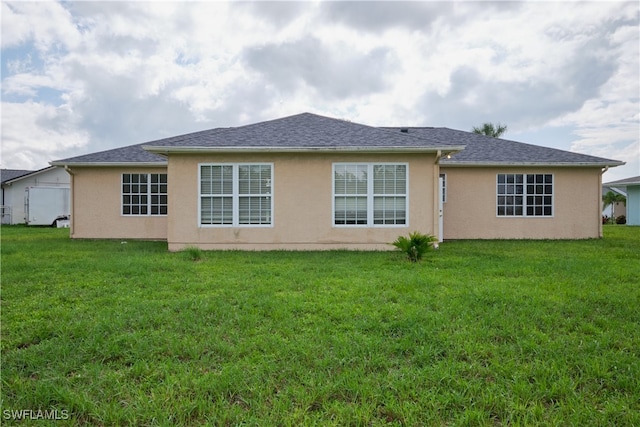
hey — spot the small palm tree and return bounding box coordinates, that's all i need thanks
[602,191,626,222]
[392,232,438,262]
[472,122,508,138]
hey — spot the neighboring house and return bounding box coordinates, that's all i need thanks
[50,113,624,250]
[603,176,640,226]
[1,167,71,225]
[601,184,627,218]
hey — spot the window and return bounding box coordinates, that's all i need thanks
[122,173,167,215]
[497,174,553,216]
[200,164,272,226]
[333,163,407,226]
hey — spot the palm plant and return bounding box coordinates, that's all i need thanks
[472,122,508,138]
[602,191,626,223]
[392,232,438,262]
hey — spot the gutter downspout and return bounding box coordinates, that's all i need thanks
[434,150,442,245]
[64,166,75,237]
[599,166,609,238]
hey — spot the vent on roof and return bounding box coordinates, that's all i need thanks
[400,128,409,133]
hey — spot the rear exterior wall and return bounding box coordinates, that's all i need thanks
[440,166,604,239]
[167,152,439,251]
[69,167,168,240]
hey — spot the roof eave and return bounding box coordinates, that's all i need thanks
[440,161,626,168]
[143,145,466,154]
[604,182,640,187]
[2,166,58,185]
[49,161,168,167]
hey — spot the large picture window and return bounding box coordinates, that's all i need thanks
[497,173,553,217]
[122,173,167,215]
[334,163,407,226]
[200,164,272,226]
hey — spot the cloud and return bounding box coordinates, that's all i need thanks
[235,1,309,28]
[242,37,397,100]
[1,1,80,50]
[418,45,618,131]
[1,101,88,169]
[318,2,450,32]
[0,0,637,181]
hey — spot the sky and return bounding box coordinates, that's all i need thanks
[1,1,639,182]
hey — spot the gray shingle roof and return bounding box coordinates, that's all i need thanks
[604,176,640,186]
[1,169,34,184]
[384,127,624,167]
[144,113,461,151]
[51,113,624,167]
[50,142,167,166]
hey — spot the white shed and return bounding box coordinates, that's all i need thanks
[1,167,71,225]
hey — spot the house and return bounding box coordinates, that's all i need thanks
[50,113,624,250]
[1,167,71,225]
[603,176,640,225]
[601,184,627,218]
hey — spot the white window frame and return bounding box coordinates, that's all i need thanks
[199,163,274,227]
[332,162,409,227]
[496,173,554,217]
[121,173,168,216]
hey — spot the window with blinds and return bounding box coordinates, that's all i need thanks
[200,164,272,226]
[333,163,407,226]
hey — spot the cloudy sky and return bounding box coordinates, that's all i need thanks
[2,1,638,181]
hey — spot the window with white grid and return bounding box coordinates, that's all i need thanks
[122,173,167,216]
[334,163,407,226]
[200,164,272,226]
[497,173,553,217]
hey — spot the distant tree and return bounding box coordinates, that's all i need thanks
[472,122,508,138]
[602,191,626,222]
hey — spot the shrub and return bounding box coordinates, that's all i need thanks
[392,232,438,263]
[182,246,203,261]
[616,215,627,225]
[602,215,611,225]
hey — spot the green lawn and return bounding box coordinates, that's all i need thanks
[1,226,639,426]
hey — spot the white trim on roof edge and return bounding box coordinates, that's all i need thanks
[441,161,625,168]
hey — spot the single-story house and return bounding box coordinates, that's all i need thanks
[603,176,640,225]
[50,113,624,250]
[601,184,627,218]
[1,167,71,225]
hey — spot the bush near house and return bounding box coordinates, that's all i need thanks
[1,225,639,426]
[391,231,438,262]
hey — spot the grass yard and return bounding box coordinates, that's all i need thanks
[1,226,639,426]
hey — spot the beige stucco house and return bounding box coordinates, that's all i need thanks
[50,113,624,250]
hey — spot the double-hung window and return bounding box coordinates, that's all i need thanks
[497,173,553,216]
[122,173,167,215]
[200,164,272,226]
[333,163,407,226]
